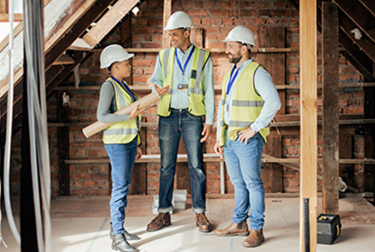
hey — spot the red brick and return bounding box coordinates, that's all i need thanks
[202,18,211,25]
[132,59,152,67]
[72,181,83,188]
[75,149,86,157]
[90,189,110,196]
[210,10,229,17]
[266,18,276,24]
[85,181,95,188]
[88,149,98,157]
[91,173,109,180]
[97,181,109,188]
[70,190,89,196]
[254,18,265,25]
[275,1,286,8]
[134,27,154,34]
[187,9,207,16]
[70,173,90,180]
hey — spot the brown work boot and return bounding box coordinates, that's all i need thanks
[242,229,265,247]
[214,221,249,236]
[195,213,211,233]
[146,212,171,232]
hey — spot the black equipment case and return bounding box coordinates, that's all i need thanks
[317,214,341,244]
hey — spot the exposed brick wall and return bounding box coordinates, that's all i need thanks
[7,0,367,197]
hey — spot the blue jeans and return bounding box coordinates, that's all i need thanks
[223,132,265,230]
[105,138,137,236]
[158,109,206,213]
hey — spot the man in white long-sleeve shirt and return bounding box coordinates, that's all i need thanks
[214,26,281,248]
[146,11,215,233]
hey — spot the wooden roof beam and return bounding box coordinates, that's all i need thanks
[359,0,375,17]
[53,54,75,65]
[333,0,375,44]
[0,13,23,21]
[317,5,375,81]
[339,10,375,62]
[82,0,139,48]
[339,31,375,81]
[0,0,116,136]
[68,38,93,51]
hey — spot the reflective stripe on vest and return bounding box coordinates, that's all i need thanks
[102,78,141,145]
[157,47,210,117]
[219,62,270,146]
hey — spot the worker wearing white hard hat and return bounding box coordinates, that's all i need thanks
[97,44,168,251]
[147,11,215,233]
[214,26,281,248]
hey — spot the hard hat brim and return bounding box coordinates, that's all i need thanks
[163,25,195,31]
[222,38,255,46]
[100,53,134,69]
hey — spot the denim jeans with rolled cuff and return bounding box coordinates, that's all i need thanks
[158,108,206,214]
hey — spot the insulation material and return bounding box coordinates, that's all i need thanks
[0,0,75,91]
[350,28,362,40]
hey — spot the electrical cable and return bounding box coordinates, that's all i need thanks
[22,0,51,251]
[3,0,20,245]
[32,0,52,249]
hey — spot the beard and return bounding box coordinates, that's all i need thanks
[228,54,242,64]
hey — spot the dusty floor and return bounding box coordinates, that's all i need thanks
[1,195,375,252]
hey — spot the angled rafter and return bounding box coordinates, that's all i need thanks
[359,0,375,17]
[0,0,115,136]
[339,31,375,81]
[82,0,139,48]
[0,0,99,97]
[53,54,75,65]
[334,0,375,44]
[339,10,375,62]
[69,38,93,51]
[317,4,375,81]
[46,51,89,96]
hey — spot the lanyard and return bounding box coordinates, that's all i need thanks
[226,65,239,95]
[111,76,137,102]
[175,46,195,75]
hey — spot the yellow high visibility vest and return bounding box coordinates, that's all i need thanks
[219,62,269,147]
[157,47,211,117]
[102,78,141,145]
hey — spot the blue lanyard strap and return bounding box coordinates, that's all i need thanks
[175,46,195,75]
[111,76,137,102]
[226,65,239,95]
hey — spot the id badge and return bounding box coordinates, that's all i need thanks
[178,84,189,91]
[178,75,189,91]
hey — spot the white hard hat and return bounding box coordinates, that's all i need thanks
[222,26,256,46]
[163,11,194,30]
[100,44,134,69]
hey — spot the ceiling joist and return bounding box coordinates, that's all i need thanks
[334,0,375,44]
[339,11,375,62]
[358,0,375,19]
[82,0,139,48]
